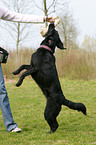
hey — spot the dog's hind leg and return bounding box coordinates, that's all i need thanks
[44,98,61,133]
[16,67,38,87]
[57,94,87,115]
[13,65,30,75]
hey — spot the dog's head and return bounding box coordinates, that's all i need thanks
[40,23,66,53]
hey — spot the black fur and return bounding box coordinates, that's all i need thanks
[13,23,86,133]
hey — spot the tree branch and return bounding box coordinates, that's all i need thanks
[33,0,43,11]
[48,0,56,10]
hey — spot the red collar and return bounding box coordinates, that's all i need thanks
[40,45,53,53]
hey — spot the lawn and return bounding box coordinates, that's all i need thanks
[0,78,96,145]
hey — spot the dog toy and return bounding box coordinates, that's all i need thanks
[40,25,48,37]
[40,16,60,37]
[54,16,60,26]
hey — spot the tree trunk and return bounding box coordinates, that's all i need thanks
[44,0,48,27]
[16,22,20,55]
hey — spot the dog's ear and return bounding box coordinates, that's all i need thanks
[57,40,64,49]
[56,33,65,50]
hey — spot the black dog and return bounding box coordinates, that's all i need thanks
[13,23,86,133]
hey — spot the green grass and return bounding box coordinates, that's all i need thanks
[0,78,96,145]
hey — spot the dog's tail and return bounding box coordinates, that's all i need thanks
[62,98,86,115]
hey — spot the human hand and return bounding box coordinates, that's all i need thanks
[44,16,54,23]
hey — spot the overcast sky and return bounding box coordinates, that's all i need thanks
[0,0,96,49]
[70,0,96,44]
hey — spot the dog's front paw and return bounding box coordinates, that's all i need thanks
[16,82,21,87]
[13,71,18,75]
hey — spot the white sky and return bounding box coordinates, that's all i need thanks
[70,0,96,45]
[0,0,96,49]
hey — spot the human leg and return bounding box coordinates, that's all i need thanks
[0,64,17,131]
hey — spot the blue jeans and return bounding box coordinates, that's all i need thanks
[0,64,17,131]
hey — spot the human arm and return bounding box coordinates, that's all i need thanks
[0,5,53,23]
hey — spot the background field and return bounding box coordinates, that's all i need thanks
[2,48,96,81]
[0,78,96,145]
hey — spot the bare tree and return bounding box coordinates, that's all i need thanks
[33,0,67,26]
[1,0,34,54]
[57,11,79,49]
[32,0,78,49]
[1,0,77,52]
[81,35,96,51]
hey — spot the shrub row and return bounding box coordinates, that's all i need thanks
[2,48,96,80]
